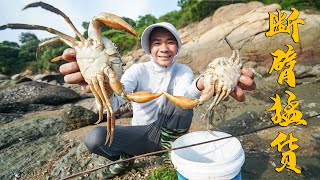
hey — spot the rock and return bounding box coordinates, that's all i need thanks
[0,113,22,125]
[215,111,273,135]
[0,81,80,108]
[62,105,98,131]
[51,143,109,179]
[115,102,133,118]
[0,74,9,80]
[212,2,264,27]
[0,116,66,150]
[11,73,22,81]
[33,74,65,86]
[0,102,31,113]
[15,77,32,84]
[295,64,320,79]
[247,75,289,102]
[178,3,320,72]
[0,80,15,90]
[0,81,81,113]
[122,2,320,74]
[21,69,34,77]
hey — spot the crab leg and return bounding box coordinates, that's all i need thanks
[104,66,125,97]
[36,37,61,59]
[91,78,112,145]
[0,24,78,47]
[199,77,216,103]
[162,92,199,109]
[88,82,104,125]
[212,80,224,106]
[23,1,86,42]
[97,74,116,146]
[37,37,73,63]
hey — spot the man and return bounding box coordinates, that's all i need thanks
[60,22,255,178]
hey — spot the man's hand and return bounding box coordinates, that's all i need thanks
[60,48,91,93]
[230,68,255,102]
[196,67,256,102]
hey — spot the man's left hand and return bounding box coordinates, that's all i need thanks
[196,67,256,102]
[230,68,256,102]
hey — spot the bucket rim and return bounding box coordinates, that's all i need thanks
[171,131,243,166]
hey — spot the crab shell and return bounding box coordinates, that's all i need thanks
[199,50,242,104]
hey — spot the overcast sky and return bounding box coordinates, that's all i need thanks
[0,0,180,43]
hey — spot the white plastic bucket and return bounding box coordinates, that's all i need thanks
[171,131,245,180]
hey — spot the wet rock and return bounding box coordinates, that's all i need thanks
[0,102,30,113]
[295,64,320,79]
[0,81,81,113]
[215,111,273,135]
[0,113,22,124]
[0,135,68,180]
[33,74,65,86]
[247,75,289,102]
[115,102,133,118]
[62,105,98,131]
[11,73,22,81]
[0,79,14,90]
[15,77,32,84]
[0,117,66,150]
[51,143,108,179]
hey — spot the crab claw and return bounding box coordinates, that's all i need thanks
[162,91,198,109]
[126,91,163,103]
[89,12,138,44]
[94,13,137,36]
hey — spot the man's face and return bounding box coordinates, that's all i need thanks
[149,28,178,67]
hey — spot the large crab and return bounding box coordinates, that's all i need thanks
[0,2,163,145]
[163,40,242,127]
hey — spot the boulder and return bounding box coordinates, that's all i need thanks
[177,3,320,73]
[62,105,98,131]
[33,73,65,86]
[0,81,81,113]
[123,2,320,74]
[0,74,9,80]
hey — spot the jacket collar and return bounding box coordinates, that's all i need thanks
[149,53,179,73]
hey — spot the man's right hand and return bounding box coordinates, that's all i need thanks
[60,48,91,93]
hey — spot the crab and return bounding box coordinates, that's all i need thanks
[163,45,242,126]
[0,2,163,145]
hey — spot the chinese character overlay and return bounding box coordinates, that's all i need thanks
[270,132,301,173]
[269,44,297,87]
[268,90,307,127]
[266,8,305,43]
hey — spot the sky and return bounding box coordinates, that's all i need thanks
[0,0,180,43]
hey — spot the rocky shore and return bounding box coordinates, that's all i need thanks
[0,63,319,180]
[1,2,320,179]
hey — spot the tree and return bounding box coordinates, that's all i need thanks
[18,33,40,62]
[19,32,38,44]
[158,11,181,28]
[82,21,89,38]
[136,14,157,28]
[122,17,136,28]
[0,41,20,74]
[102,30,137,55]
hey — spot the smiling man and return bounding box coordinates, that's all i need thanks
[60,22,255,178]
[149,27,178,67]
